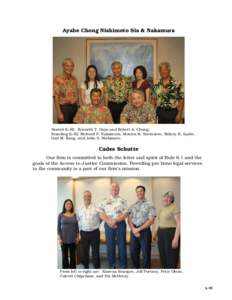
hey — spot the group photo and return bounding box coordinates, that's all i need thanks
[57,176,181,269]
[53,37,185,124]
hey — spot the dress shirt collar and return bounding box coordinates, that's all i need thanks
[109,194,121,202]
[81,203,94,210]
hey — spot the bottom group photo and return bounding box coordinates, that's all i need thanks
[57,176,181,270]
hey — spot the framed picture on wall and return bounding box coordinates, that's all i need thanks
[86,38,157,82]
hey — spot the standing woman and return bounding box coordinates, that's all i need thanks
[132,65,151,102]
[80,65,104,106]
[58,199,79,269]
[154,192,180,269]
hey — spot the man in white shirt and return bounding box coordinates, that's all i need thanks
[98,182,128,268]
[77,190,101,269]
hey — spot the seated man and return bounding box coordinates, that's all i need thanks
[74,88,113,124]
[120,89,155,124]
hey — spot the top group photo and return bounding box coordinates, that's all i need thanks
[53,37,184,124]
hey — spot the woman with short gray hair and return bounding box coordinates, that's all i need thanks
[153,191,180,268]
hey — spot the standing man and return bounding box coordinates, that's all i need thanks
[77,191,101,269]
[104,61,132,123]
[98,182,128,268]
[128,185,156,269]
[152,62,184,124]
[53,58,79,124]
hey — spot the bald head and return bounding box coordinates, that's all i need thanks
[83,190,92,207]
[111,182,120,197]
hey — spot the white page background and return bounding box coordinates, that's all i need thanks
[0,0,231,299]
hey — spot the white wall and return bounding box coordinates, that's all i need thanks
[57,177,73,214]
[112,177,152,208]
[75,177,111,207]
[152,177,181,229]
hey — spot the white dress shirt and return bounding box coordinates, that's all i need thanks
[77,203,101,231]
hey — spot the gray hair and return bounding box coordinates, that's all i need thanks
[84,190,92,195]
[158,62,171,71]
[163,191,175,203]
[131,89,145,99]
[62,58,74,66]
[111,61,122,68]
[111,182,120,188]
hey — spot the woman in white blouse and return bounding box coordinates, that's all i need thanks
[80,65,104,105]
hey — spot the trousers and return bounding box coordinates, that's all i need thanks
[130,227,152,268]
[61,243,76,269]
[156,107,177,124]
[108,101,127,124]
[80,229,100,269]
[104,221,127,268]
[157,227,180,268]
[59,103,78,124]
